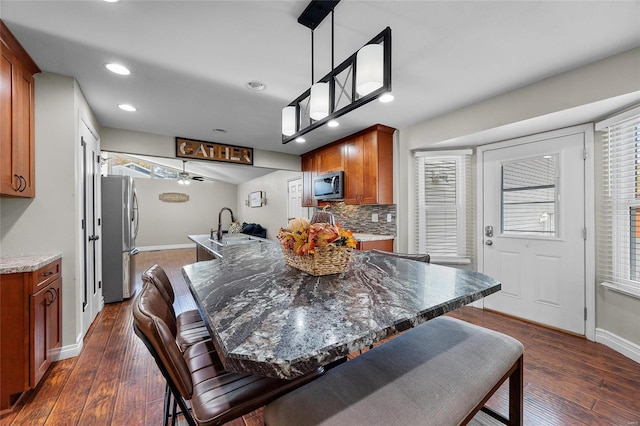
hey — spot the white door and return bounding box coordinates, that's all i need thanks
[288,177,306,220]
[80,119,102,334]
[480,130,586,335]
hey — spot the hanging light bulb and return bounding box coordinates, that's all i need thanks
[356,43,384,96]
[309,82,329,120]
[282,106,296,136]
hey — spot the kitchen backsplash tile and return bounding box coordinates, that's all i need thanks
[317,202,397,236]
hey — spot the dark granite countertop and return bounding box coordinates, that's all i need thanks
[182,240,501,379]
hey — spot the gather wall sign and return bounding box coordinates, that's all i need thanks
[175,137,253,165]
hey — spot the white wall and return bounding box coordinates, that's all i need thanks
[100,127,301,171]
[398,47,640,349]
[399,47,640,254]
[0,72,101,350]
[134,178,237,248]
[236,170,303,240]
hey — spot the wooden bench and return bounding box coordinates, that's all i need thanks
[264,316,523,426]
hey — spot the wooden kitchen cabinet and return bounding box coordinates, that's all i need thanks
[0,21,39,198]
[315,143,344,174]
[301,152,318,207]
[344,125,394,205]
[302,124,395,206]
[0,258,62,412]
[31,276,61,387]
[356,239,394,251]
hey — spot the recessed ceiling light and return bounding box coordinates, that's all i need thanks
[105,63,130,75]
[118,104,137,112]
[327,120,339,128]
[104,0,120,3]
[295,137,306,143]
[212,128,228,134]
[245,80,266,91]
[379,92,395,103]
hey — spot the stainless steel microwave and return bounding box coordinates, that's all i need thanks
[314,171,344,200]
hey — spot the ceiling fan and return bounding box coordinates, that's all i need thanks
[177,160,191,185]
[177,160,209,184]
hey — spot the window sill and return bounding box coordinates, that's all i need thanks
[600,282,640,300]
[430,256,472,265]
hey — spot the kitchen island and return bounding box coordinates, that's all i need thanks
[182,238,501,379]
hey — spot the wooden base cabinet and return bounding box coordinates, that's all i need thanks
[0,258,61,412]
[31,275,62,387]
[0,21,39,198]
[356,239,394,252]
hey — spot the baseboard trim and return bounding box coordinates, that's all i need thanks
[595,328,640,364]
[137,243,195,252]
[57,334,84,360]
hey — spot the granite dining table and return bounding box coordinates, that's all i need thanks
[182,239,501,380]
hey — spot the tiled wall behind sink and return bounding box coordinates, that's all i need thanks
[318,202,397,236]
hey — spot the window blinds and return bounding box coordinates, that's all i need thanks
[415,150,473,260]
[596,106,640,298]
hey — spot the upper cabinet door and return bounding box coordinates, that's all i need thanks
[301,152,318,207]
[343,136,364,205]
[0,22,39,198]
[316,144,344,174]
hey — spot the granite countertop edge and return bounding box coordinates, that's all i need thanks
[0,253,63,274]
[352,233,394,242]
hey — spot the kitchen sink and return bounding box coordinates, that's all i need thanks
[209,235,260,247]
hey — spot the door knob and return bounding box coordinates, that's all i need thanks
[485,240,493,246]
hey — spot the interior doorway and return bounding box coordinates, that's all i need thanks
[287,177,309,221]
[80,118,102,335]
[477,125,594,336]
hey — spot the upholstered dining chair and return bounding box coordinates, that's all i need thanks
[370,249,431,263]
[141,264,211,351]
[132,282,324,426]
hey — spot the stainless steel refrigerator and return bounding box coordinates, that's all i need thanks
[101,175,139,303]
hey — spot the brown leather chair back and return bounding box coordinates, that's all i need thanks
[370,249,430,263]
[132,282,193,398]
[142,264,176,307]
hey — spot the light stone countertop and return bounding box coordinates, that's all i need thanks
[352,233,394,241]
[0,253,62,274]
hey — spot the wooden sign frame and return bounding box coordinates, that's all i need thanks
[175,137,253,165]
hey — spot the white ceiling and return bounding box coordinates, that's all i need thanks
[2,1,639,166]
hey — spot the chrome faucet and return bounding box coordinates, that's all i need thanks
[217,207,236,241]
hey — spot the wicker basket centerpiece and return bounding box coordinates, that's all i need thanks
[277,216,356,276]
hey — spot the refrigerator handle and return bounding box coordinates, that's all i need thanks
[132,191,139,240]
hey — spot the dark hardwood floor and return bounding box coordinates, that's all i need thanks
[1,248,639,425]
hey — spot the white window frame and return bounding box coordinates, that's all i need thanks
[596,106,640,299]
[414,149,472,264]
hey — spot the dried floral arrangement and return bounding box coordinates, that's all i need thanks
[277,217,356,256]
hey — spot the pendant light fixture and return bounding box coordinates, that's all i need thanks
[355,44,384,96]
[281,0,392,144]
[282,106,296,136]
[309,82,329,120]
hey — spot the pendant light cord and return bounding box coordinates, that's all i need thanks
[331,10,334,70]
[311,29,314,84]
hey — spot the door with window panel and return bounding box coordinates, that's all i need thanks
[481,132,586,335]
